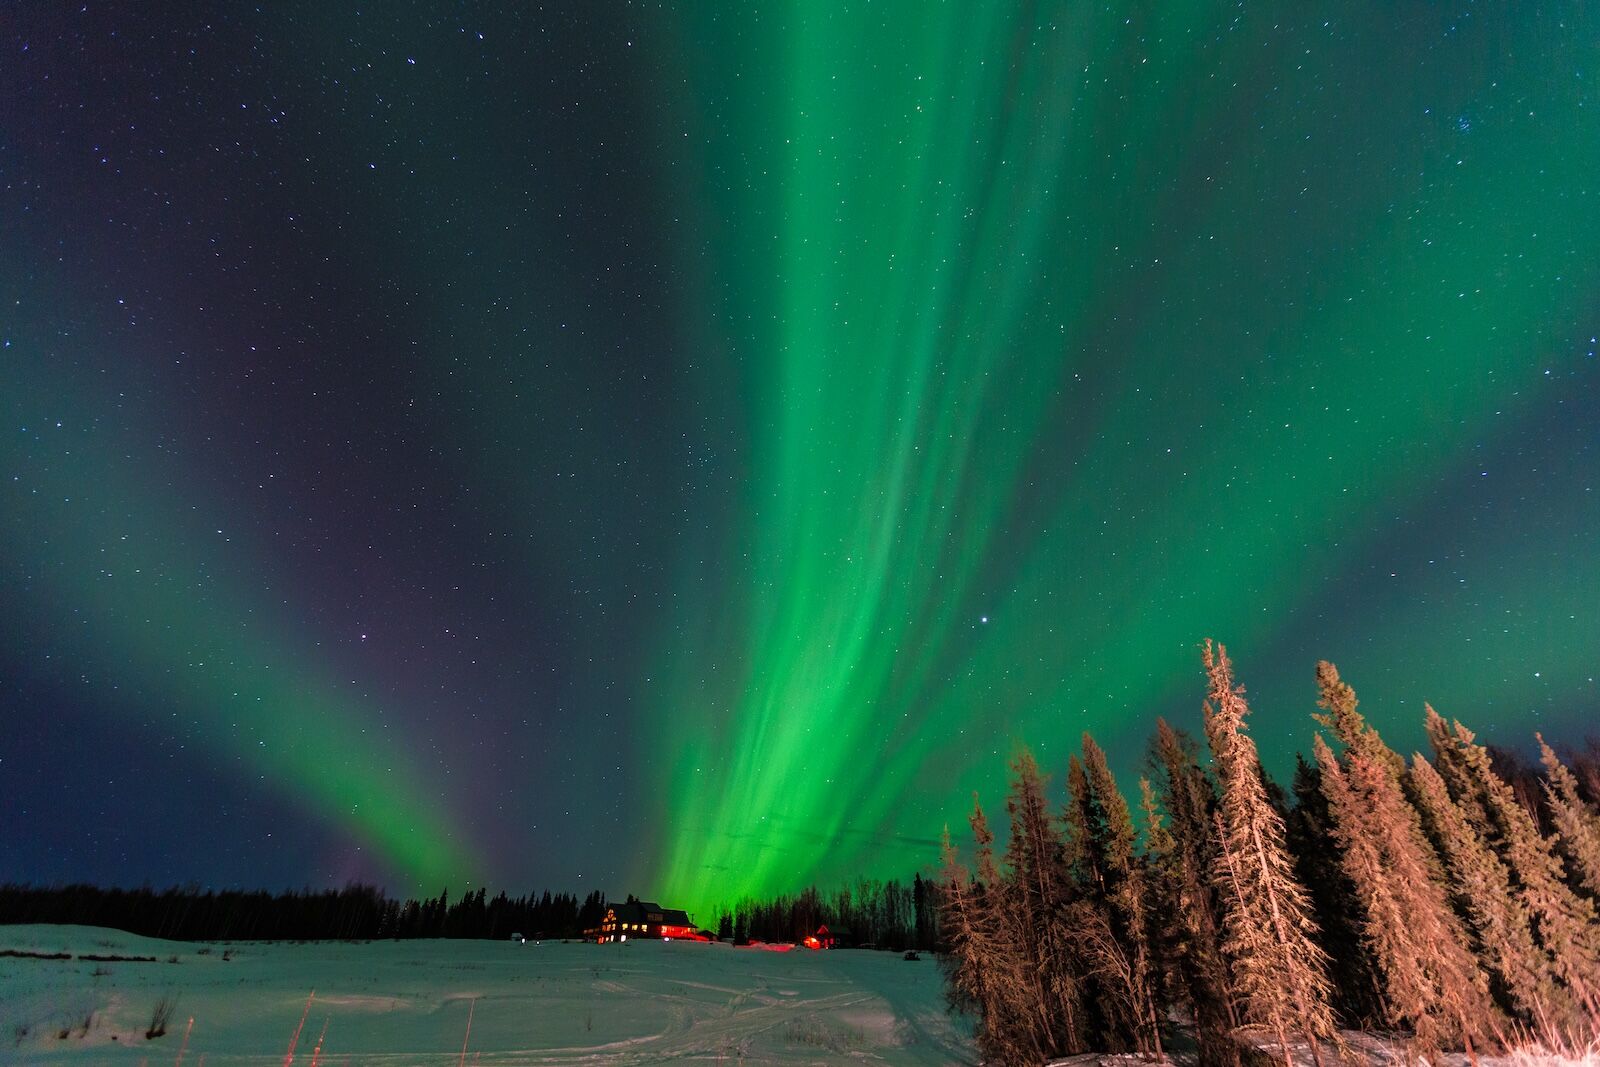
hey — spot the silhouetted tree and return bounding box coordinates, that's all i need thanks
[1003,750,1085,1057]
[972,795,1053,1064]
[1286,755,1381,1027]
[1082,734,1162,1056]
[1150,717,1239,1067]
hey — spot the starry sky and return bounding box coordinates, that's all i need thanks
[2,3,1597,920]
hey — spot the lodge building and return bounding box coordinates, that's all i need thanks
[587,900,699,943]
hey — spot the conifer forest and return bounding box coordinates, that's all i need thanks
[937,642,1600,1066]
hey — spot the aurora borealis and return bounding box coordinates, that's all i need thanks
[3,3,1597,919]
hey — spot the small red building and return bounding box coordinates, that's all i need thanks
[802,924,851,950]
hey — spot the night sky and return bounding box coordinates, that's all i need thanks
[3,3,1597,919]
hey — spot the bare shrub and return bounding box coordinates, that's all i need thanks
[145,993,177,1039]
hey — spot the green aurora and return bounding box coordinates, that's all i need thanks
[646,2,1600,913]
[5,351,476,888]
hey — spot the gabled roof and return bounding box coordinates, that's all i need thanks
[613,899,692,926]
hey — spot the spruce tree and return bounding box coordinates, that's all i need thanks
[971,796,1050,1065]
[1082,733,1163,1056]
[1408,754,1576,1031]
[1285,755,1381,1028]
[1312,664,1501,1055]
[1315,737,1500,1054]
[1063,750,1120,1050]
[1203,641,1335,1066]
[1139,774,1183,1012]
[1424,706,1489,829]
[1435,714,1600,1021]
[940,825,1003,1055]
[1153,718,1239,1067]
[1538,733,1600,900]
[1064,754,1107,898]
[1003,750,1085,1056]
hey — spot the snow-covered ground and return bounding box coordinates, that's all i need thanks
[0,925,972,1065]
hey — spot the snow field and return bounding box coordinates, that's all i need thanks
[0,925,972,1065]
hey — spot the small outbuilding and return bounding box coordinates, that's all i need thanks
[803,924,852,950]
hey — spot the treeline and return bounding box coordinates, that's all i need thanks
[0,882,610,942]
[711,875,941,951]
[940,641,1600,1066]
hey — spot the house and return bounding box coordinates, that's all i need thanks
[586,900,702,943]
[802,924,852,950]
